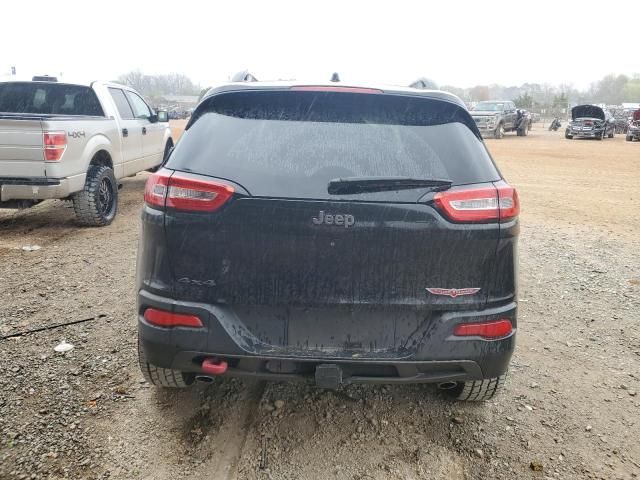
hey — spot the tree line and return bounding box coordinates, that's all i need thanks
[116,71,201,98]
[117,70,640,116]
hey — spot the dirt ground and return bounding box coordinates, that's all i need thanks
[1,124,639,480]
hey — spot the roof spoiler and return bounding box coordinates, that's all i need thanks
[231,71,258,82]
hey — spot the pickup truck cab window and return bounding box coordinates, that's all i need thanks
[108,87,135,119]
[125,91,152,119]
[0,82,103,116]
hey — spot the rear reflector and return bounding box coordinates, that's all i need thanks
[454,319,513,339]
[144,170,235,212]
[143,308,203,328]
[433,184,519,223]
[290,86,382,94]
[43,131,67,161]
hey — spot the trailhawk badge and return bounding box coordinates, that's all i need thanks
[426,287,481,298]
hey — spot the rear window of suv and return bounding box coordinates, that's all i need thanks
[0,82,104,116]
[167,90,500,200]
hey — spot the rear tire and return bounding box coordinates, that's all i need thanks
[626,135,633,142]
[72,165,118,226]
[138,341,194,388]
[453,374,507,402]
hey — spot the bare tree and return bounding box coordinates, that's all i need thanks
[117,71,200,97]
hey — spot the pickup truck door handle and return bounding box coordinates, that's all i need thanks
[122,128,128,138]
[142,127,147,135]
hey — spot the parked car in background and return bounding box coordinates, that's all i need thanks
[0,77,173,225]
[565,105,615,140]
[168,109,192,120]
[469,100,528,138]
[626,109,640,142]
[137,80,519,402]
[612,109,630,134]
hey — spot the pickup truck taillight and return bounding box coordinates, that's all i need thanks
[144,170,235,212]
[43,131,67,161]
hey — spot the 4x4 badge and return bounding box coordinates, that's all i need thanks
[426,287,480,298]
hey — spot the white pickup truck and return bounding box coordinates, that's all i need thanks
[0,77,173,225]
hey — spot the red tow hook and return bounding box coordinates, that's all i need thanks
[201,357,228,376]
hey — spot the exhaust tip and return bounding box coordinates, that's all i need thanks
[437,381,458,390]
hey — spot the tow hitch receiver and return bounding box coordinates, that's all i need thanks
[315,364,343,389]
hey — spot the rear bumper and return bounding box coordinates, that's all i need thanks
[137,289,517,384]
[0,174,85,202]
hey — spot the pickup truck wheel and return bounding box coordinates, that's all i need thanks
[494,124,504,139]
[72,165,118,226]
[138,341,194,388]
[451,374,507,402]
[626,135,633,142]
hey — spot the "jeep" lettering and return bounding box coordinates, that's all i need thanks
[312,210,355,228]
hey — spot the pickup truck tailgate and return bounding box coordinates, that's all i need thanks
[0,118,45,176]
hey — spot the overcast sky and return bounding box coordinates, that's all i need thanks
[2,0,638,90]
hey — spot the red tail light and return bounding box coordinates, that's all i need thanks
[144,171,170,209]
[454,319,513,339]
[143,308,203,328]
[290,86,382,94]
[43,131,67,161]
[433,184,519,223]
[144,170,235,212]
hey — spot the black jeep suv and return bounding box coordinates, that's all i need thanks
[137,82,519,401]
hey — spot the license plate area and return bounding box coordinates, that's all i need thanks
[234,305,431,359]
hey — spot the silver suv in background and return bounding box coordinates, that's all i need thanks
[0,77,173,225]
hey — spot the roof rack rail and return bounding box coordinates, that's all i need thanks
[231,70,258,82]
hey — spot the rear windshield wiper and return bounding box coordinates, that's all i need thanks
[328,177,452,195]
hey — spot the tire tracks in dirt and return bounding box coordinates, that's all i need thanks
[192,380,267,480]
